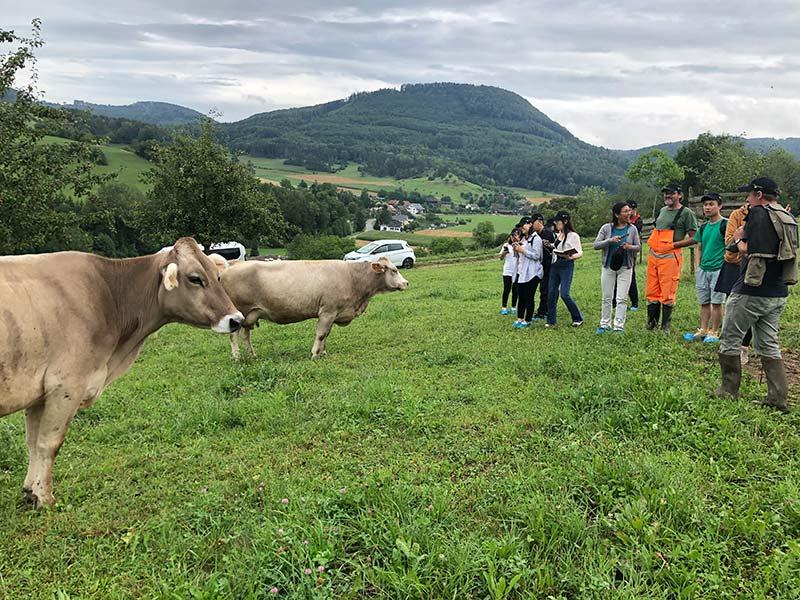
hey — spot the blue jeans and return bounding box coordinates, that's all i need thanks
[547,259,583,325]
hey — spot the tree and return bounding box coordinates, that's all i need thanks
[472,221,496,247]
[138,118,286,248]
[676,132,763,194]
[0,20,113,254]
[376,206,392,227]
[626,150,685,190]
[763,148,800,208]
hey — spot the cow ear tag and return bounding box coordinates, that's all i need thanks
[163,263,180,290]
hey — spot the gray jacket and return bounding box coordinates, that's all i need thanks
[593,223,641,269]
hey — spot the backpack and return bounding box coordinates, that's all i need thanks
[744,205,798,286]
[699,218,728,241]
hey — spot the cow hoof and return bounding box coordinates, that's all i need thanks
[21,487,36,505]
[311,351,327,360]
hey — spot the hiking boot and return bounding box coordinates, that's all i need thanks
[646,303,661,330]
[660,305,674,333]
[756,357,790,413]
[713,352,741,399]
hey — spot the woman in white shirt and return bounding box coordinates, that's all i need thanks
[545,211,584,327]
[512,217,544,328]
[499,228,521,315]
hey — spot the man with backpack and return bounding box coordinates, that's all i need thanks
[715,177,798,413]
[683,193,727,343]
[645,183,698,332]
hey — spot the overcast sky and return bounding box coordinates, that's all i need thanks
[5,1,800,148]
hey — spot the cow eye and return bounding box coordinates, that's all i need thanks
[189,275,204,287]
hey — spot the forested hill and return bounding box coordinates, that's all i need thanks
[44,100,206,126]
[220,83,630,195]
[618,137,800,161]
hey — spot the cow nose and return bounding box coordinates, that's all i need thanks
[229,316,243,332]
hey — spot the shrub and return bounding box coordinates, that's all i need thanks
[286,235,356,260]
[429,237,464,255]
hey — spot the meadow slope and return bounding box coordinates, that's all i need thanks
[1,253,798,599]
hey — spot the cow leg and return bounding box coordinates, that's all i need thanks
[26,384,84,508]
[241,326,256,357]
[229,331,241,360]
[22,403,45,503]
[311,315,335,359]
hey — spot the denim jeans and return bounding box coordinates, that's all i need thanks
[547,259,583,325]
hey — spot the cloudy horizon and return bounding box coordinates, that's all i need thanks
[5,1,800,149]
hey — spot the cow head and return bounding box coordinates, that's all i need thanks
[158,238,244,333]
[371,257,410,291]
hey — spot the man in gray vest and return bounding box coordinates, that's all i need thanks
[715,177,798,412]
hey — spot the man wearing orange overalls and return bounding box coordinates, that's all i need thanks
[646,183,698,332]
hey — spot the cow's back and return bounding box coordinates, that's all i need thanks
[222,260,358,324]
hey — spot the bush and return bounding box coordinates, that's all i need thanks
[472,221,496,248]
[286,235,356,260]
[429,237,464,255]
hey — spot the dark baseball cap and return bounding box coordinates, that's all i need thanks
[661,182,683,193]
[737,177,779,195]
[627,201,638,209]
[701,192,723,203]
[517,216,533,226]
[531,212,545,222]
[554,210,571,221]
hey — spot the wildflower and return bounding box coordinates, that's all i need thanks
[303,539,309,545]
[270,587,279,595]
[317,565,325,573]
[278,528,285,535]
[304,568,312,575]
[281,498,289,505]
[339,487,347,494]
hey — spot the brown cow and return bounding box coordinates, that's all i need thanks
[221,257,409,359]
[0,238,243,508]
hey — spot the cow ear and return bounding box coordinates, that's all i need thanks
[371,261,386,273]
[207,253,229,274]
[162,263,179,290]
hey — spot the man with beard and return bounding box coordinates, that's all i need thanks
[645,183,698,332]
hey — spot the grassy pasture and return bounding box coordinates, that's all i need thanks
[42,136,152,193]
[1,253,799,598]
[242,157,547,201]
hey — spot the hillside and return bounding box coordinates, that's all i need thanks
[221,83,630,195]
[45,100,206,126]
[618,137,800,161]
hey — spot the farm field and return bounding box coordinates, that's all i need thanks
[1,253,798,598]
[42,136,152,192]
[241,157,549,201]
[437,214,525,234]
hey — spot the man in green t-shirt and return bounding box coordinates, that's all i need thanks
[645,183,699,332]
[682,193,727,343]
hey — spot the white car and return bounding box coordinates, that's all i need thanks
[158,241,246,262]
[344,239,416,268]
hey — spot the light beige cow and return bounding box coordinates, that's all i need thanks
[221,257,409,359]
[0,238,243,508]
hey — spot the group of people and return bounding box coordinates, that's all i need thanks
[499,177,798,413]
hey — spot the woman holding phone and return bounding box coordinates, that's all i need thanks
[545,211,584,328]
[593,202,641,333]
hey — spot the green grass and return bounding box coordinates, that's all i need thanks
[42,135,152,192]
[243,157,503,201]
[439,214,523,234]
[1,254,800,598]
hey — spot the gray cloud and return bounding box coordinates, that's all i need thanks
[6,1,800,147]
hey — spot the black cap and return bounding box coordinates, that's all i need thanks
[737,177,779,196]
[545,218,556,228]
[661,182,683,193]
[531,212,545,222]
[701,192,723,203]
[517,216,533,226]
[554,210,570,221]
[627,201,638,209]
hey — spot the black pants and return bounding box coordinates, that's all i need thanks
[517,277,541,322]
[534,263,550,318]
[502,275,518,308]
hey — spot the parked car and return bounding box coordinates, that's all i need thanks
[158,241,246,262]
[344,239,416,268]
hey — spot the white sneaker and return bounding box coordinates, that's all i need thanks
[740,347,750,365]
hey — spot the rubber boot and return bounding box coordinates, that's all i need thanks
[757,357,790,413]
[713,353,741,399]
[660,304,674,333]
[646,303,661,330]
